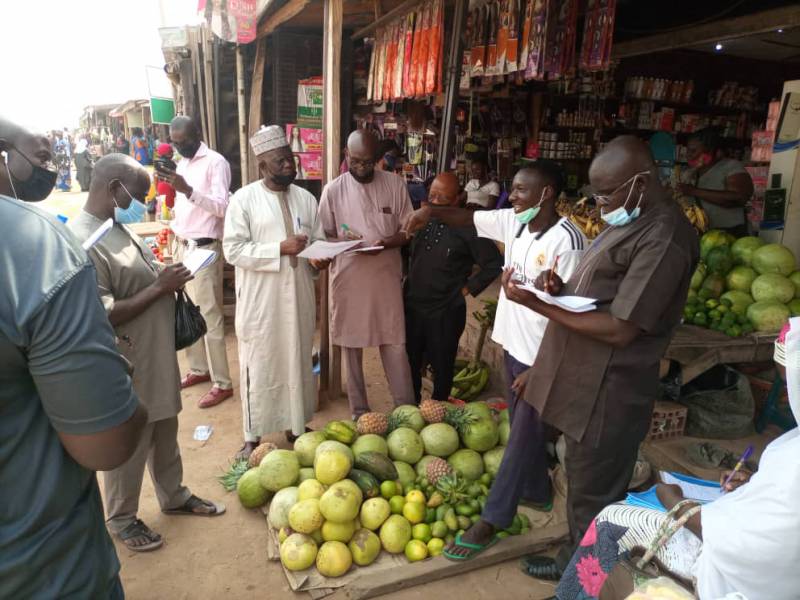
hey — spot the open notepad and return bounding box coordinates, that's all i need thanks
[626,472,722,512]
[519,284,597,313]
[183,249,217,275]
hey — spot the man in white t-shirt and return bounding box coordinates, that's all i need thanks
[404,161,586,559]
[463,158,501,209]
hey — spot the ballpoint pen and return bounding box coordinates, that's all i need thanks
[721,444,754,492]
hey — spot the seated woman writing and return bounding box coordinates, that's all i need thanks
[553,320,800,600]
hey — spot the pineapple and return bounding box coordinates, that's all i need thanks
[420,399,447,424]
[426,457,453,486]
[386,411,410,434]
[443,404,477,435]
[247,441,278,469]
[356,412,389,436]
[435,472,470,505]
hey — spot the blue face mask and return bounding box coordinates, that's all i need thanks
[114,182,146,224]
[599,172,647,227]
[514,188,547,224]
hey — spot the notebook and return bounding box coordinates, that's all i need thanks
[518,284,598,313]
[183,248,217,275]
[626,472,722,512]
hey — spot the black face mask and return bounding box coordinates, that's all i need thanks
[4,148,57,202]
[174,140,201,158]
[271,172,296,187]
[349,168,374,184]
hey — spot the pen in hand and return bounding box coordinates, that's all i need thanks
[721,445,753,493]
[546,255,560,294]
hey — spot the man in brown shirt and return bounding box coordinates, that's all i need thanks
[503,136,699,578]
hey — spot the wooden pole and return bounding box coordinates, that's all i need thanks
[256,0,310,39]
[247,37,268,183]
[235,45,249,185]
[321,0,344,405]
[202,26,217,149]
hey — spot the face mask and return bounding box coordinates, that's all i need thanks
[600,172,647,227]
[514,188,546,224]
[175,140,200,158]
[688,152,713,169]
[3,148,57,202]
[271,172,296,187]
[114,182,146,224]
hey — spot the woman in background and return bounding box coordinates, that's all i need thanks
[678,128,753,236]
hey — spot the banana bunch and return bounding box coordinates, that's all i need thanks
[569,213,604,239]
[450,361,490,401]
[557,196,604,239]
[682,203,709,234]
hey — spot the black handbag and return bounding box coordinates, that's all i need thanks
[175,289,207,350]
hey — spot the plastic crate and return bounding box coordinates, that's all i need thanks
[647,401,687,441]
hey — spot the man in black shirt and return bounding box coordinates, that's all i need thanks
[404,172,503,402]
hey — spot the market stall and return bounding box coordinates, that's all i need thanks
[197,2,800,596]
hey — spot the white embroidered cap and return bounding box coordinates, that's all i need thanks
[250,125,289,155]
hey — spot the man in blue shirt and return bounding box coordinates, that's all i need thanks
[0,116,147,598]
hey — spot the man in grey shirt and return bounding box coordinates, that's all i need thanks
[0,117,146,598]
[71,155,226,552]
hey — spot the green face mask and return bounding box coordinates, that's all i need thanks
[514,189,547,224]
[514,205,540,224]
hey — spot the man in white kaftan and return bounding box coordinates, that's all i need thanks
[223,125,328,458]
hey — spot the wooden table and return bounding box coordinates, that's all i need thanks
[665,324,777,384]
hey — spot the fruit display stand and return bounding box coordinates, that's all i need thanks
[261,501,568,600]
[664,324,777,385]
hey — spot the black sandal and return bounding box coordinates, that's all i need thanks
[163,494,226,517]
[285,427,314,443]
[118,519,163,552]
[520,555,563,581]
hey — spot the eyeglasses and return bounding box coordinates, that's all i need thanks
[592,170,650,205]
[349,157,375,168]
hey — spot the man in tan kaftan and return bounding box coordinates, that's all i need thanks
[319,130,414,417]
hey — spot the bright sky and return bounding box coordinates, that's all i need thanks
[1,0,201,133]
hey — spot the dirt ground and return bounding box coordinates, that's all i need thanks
[39,189,558,599]
[111,333,558,600]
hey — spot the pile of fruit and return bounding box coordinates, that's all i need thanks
[145,227,171,262]
[234,401,526,578]
[685,230,800,335]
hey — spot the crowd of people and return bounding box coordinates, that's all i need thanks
[43,125,165,196]
[1,110,798,600]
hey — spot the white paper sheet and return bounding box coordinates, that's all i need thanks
[660,471,723,503]
[82,218,114,250]
[345,245,385,254]
[182,248,217,275]
[297,240,363,260]
[519,284,598,313]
